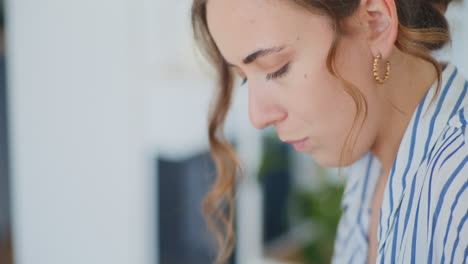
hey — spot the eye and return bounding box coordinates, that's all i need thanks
[266,62,290,81]
[239,62,290,86]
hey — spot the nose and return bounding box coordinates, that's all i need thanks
[248,84,287,129]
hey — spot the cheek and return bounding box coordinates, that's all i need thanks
[335,35,374,91]
[285,67,357,131]
[286,72,380,167]
[314,81,357,142]
[318,93,380,167]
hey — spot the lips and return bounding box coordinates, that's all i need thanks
[281,137,309,151]
[283,137,307,144]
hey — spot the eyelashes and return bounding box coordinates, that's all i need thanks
[240,62,291,86]
[241,77,248,86]
[266,62,290,80]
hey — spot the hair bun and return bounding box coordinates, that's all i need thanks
[426,0,455,12]
[396,0,452,50]
[418,1,448,28]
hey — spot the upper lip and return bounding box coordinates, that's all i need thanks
[281,137,308,144]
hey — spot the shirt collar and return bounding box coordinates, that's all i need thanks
[373,62,467,249]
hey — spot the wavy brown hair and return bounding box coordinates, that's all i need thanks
[191,0,456,263]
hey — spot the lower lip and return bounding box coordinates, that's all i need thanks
[290,138,309,151]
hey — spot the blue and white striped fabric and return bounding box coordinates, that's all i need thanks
[332,62,468,264]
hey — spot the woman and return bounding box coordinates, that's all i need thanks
[191,0,467,263]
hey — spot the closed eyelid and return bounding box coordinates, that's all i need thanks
[232,52,294,85]
[266,62,290,80]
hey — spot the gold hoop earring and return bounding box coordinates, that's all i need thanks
[373,54,391,84]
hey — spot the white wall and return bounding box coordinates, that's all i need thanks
[435,1,468,75]
[5,0,154,263]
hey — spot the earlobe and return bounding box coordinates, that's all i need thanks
[364,0,398,59]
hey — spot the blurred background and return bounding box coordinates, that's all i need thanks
[0,0,466,264]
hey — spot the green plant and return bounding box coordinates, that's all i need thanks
[291,174,344,264]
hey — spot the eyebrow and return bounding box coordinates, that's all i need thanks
[226,45,286,67]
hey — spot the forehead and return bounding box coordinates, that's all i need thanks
[206,0,322,64]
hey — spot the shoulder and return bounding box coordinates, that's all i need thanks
[424,107,467,264]
[429,106,468,177]
[425,106,467,204]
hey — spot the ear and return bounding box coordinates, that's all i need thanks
[361,0,398,60]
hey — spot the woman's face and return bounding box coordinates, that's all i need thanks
[206,0,383,167]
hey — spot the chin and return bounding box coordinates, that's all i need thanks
[308,150,364,168]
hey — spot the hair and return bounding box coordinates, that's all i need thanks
[191,0,456,263]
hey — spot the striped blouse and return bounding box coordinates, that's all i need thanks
[331,62,468,264]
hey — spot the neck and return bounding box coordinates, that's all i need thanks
[370,48,439,176]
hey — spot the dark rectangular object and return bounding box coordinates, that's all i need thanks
[157,151,235,264]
